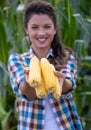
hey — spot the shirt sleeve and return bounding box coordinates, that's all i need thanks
[60,54,77,99]
[8,53,25,95]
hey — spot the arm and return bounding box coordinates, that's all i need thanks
[55,54,77,98]
[19,68,37,100]
[8,54,24,94]
[62,78,72,94]
[20,81,37,100]
[8,54,37,100]
[54,71,72,94]
[62,55,77,98]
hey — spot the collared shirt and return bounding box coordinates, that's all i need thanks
[8,46,82,130]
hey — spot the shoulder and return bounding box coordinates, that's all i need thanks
[8,51,29,62]
[8,53,18,63]
[64,46,77,61]
[63,47,77,70]
[8,53,21,63]
[8,52,26,67]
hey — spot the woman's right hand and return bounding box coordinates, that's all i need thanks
[20,67,37,100]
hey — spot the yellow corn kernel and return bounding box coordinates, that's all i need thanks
[52,77,63,100]
[51,64,63,100]
[40,58,57,93]
[52,78,61,100]
[35,76,47,99]
[28,56,41,88]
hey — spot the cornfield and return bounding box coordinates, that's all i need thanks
[0,0,91,129]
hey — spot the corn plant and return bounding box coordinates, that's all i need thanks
[0,0,91,129]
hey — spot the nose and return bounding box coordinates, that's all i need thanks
[37,28,46,36]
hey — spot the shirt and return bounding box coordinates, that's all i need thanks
[8,46,82,130]
[44,97,60,130]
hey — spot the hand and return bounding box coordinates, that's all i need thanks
[20,67,37,100]
[24,67,30,83]
[54,70,64,79]
[54,71,72,94]
[54,71,64,90]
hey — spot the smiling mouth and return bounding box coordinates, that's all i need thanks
[37,38,47,42]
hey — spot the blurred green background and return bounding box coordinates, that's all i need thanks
[0,0,91,129]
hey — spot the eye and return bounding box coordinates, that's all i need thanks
[31,26,38,29]
[45,25,51,29]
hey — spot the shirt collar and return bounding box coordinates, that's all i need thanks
[26,46,53,59]
[46,48,53,58]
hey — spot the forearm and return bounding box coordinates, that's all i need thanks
[54,71,73,94]
[20,81,37,100]
[62,78,72,94]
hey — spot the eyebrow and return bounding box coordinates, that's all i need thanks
[31,23,53,26]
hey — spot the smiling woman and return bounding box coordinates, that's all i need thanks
[8,0,82,130]
[26,14,56,57]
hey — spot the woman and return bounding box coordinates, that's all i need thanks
[8,0,82,130]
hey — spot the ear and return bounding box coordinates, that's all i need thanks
[25,28,28,35]
[54,28,57,35]
[54,30,56,35]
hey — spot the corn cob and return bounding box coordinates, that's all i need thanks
[50,64,61,99]
[35,76,47,99]
[52,77,63,100]
[28,56,41,88]
[52,77,61,100]
[40,58,57,93]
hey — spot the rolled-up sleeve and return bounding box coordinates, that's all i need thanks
[8,54,25,95]
[61,54,77,98]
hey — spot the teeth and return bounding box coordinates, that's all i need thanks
[37,38,46,42]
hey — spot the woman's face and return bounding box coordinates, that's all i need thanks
[26,14,56,51]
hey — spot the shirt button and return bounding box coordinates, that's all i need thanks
[41,106,44,110]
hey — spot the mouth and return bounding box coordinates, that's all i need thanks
[37,38,47,43]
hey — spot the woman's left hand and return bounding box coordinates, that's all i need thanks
[54,71,72,94]
[54,71,64,91]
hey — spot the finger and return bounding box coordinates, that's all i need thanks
[54,71,64,78]
[55,65,62,71]
[25,73,29,83]
[54,59,60,64]
[24,67,30,74]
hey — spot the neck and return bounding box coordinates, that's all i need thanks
[32,47,51,60]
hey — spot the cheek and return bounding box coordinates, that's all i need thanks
[26,27,35,36]
[50,32,56,39]
[28,31,35,38]
[49,29,56,36]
